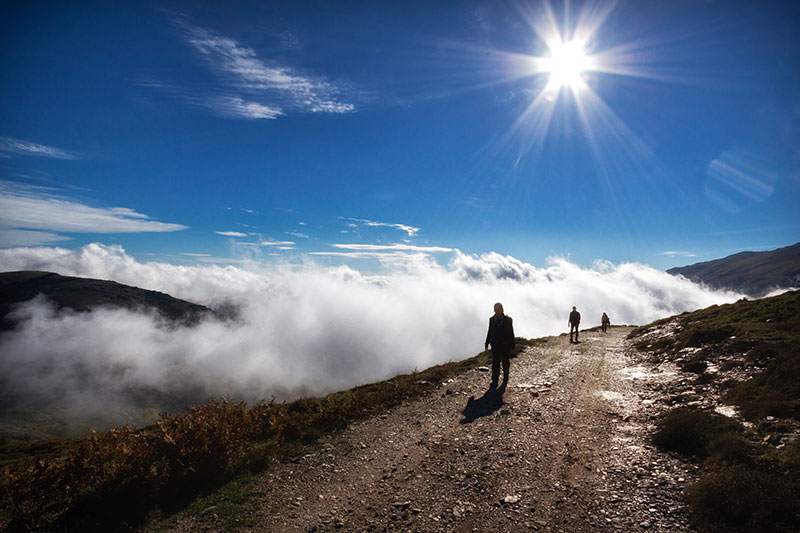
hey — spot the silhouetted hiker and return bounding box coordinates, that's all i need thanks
[568,306,581,343]
[601,312,610,333]
[485,302,515,389]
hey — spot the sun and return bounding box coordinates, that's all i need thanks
[541,38,593,91]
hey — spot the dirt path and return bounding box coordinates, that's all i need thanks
[169,328,695,532]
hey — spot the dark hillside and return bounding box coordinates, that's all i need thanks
[0,271,214,329]
[667,242,800,296]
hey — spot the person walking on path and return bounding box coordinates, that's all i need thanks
[569,306,581,343]
[485,302,515,389]
[601,312,610,333]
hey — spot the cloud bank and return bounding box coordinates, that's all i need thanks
[0,244,741,430]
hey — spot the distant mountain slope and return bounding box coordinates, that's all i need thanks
[667,242,800,296]
[0,271,213,329]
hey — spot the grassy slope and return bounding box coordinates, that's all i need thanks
[629,290,800,533]
[0,337,542,532]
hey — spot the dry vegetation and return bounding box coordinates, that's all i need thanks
[630,290,800,533]
[0,336,541,531]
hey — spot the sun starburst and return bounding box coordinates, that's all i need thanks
[540,38,594,92]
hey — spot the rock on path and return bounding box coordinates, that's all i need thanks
[169,328,694,532]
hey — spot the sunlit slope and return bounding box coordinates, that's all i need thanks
[667,242,800,297]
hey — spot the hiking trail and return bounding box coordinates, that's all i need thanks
[170,328,694,532]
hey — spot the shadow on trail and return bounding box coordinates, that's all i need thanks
[460,384,506,424]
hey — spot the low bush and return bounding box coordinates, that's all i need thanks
[726,342,800,420]
[653,408,744,459]
[686,458,800,533]
[654,409,800,532]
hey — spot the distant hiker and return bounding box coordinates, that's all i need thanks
[601,312,610,333]
[568,306,581,343]
[485,302,515,389]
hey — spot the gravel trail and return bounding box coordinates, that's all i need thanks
[170,327,695,532]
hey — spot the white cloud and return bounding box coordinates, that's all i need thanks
[659,251,696,257]
[0,243,745,432]
[339,217,420,237]
[0,182,187,236]
[310,251,413,259]
[287,231,309,239]
[0,137,77,160]
[260,240,295,246]
[180,252,212,257]
[214,96,283,119]
[179,22,355,117]
[331,243,452,252]
[0,229,72,247]
[217,231,248,237]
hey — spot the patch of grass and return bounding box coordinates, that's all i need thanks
[146,473,262,532]
[630,290,800,423]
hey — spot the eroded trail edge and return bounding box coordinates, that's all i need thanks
[172,328,694,532]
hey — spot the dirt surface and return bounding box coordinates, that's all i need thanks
[168,327,696,532]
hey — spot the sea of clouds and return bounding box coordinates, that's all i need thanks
[0,243,742,428]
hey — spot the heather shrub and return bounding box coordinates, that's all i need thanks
[653,408,744,458]
[686,460,800,533]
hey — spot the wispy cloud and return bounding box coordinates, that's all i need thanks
[174,20,355,118]
[0,229,71,247]
[659,251,696,258]
[0,182,187,238]
[332,243,452,253]
[260,240,295,246]
[217,230,249,237]
[339,217,420,237]
[309,251,412,259]
[0,137,78,160]
[213,96,283,119]
[287,231,309,239]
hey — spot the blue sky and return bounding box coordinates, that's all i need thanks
[1,0,798,271]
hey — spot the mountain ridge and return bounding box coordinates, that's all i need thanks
[667,242,800,296]
[0,270,215,329]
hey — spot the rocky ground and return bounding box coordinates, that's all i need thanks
[168,327,697,532]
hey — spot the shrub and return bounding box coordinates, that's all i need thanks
[686,462,800,533]
[653,408,744,459]
[726,342,800,421]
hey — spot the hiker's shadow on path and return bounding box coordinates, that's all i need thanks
[460,384,506,424]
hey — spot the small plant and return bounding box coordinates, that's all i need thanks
[653,408,744,459]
